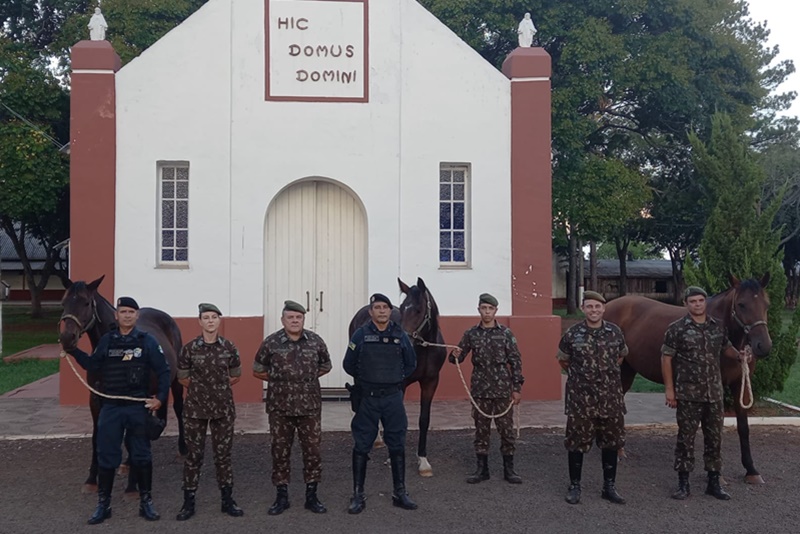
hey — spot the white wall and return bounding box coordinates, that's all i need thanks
[115,0,511,317]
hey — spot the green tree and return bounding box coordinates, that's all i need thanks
[685,113,799,398]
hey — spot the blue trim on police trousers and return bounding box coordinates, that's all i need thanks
[97,403,152,470]
[351,391,407,454]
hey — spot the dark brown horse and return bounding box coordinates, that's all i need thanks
[603,274,772,483]
[58,276,186,493]
[348,277,447,476]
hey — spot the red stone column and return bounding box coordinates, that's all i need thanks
[501,48,561,400]
[60,41,121,405]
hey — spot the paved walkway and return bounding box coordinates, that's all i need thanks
[3,373,798,440]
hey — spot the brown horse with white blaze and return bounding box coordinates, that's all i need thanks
[603,273,772,483]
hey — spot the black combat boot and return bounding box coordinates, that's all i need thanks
[466,454,490,484]
[348,451,368,515]
[565,451,583,505]
[221,486,244,516]
[389,450,418,510]
[705,471,731,500]
[671,471,691,500]
[600,448,626,504]
[176,489,196,521]
[304,482,327,513]
[88,468,114,525]
[503,455,523,484]
[267,485,290,515]
[137,463,160,521]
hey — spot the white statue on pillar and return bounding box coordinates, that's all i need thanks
[88,7,108,41]
[517,12,537,48]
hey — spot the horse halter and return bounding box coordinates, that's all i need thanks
[409,291,433,344]
[730,293,768,335]
[58,299,98,338]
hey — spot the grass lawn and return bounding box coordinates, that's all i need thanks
[1,304,62,395]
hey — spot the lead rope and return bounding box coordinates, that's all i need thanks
[418,339,521,438]
[739,345,754,410]
[60,350,148,403]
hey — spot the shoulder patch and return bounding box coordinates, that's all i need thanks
[158,345,164,354]
[348,341,356,351]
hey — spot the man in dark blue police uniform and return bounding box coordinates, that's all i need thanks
[62,297,170,525]
[344,293,417,514]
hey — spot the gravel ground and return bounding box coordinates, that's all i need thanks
[2,426,800,534]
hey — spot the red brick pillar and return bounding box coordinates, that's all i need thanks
[60,41,121,405]
[502,48,561,400]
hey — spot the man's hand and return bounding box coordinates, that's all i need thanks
[448,347,462,364]
[664,387,677,409]
[511,392,522,405]
[144,396,162,411]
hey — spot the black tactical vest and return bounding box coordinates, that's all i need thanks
[357,328,405,385]
[103,331,149,398]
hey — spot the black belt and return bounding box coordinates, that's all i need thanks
[363,385,401,398]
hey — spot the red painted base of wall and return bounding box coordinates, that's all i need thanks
[59,314,562,405]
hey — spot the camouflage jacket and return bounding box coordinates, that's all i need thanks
[557,321,628,418]
[177,336,242,419]
[253,329,332,416]
[455,323,524,399]
[662,314,731,403]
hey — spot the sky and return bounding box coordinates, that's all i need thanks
[746,0,800,119]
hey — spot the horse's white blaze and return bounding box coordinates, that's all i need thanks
[418,456,433,477]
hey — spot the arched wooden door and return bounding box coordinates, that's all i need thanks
[264,180,368,388]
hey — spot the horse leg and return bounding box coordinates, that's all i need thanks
[618,362,637,460]
[731,382,764,484]
[123,430,139,495]
[83,395,101,493]
[171,380,188,457]
[416,377,438,477]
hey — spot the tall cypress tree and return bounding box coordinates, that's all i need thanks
[686,113,799,397]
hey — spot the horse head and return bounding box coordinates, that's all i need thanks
[58,275,105,351]
[728,273,772,359]
[397,277,439,343]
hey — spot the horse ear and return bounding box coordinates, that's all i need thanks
[728,273,740,288]
[398,278,411,295]
[87,275,106,292]
[417,277,427,292]
[760,271,770,289]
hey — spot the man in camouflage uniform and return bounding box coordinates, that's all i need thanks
[556,291,627,505]
[662,286,747,501]
[176,303,244,520]
[449,293,524,485]
[253,300,332,515]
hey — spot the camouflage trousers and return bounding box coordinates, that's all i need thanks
[564,412,625,453]
[269,412,322,486]
[183,415,235,490]
[674,400,723,473]
[472,398,515,456]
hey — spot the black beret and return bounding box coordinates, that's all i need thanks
[283,300,307,314]
[684,286,708,300]
[198,303,222,316]
[116,296,139,310]
[369,293,393,308]
[582,291,606,304]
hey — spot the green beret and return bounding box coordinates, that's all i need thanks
[479,293,498,307]
[582,291,606,304]
[198,303,222,316]
[283,300,307,314]
[684,286,708,300]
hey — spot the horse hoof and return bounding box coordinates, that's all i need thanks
[123,490,139,501]
[418,457,433,477]
[374,441,386,449]
[82,484,98,494]
[745,474,765,485]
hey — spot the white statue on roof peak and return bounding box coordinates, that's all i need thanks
[88,7,108,41]
[517,12,537,48]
